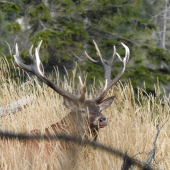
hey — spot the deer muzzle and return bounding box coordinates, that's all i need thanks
[98,116,107,128]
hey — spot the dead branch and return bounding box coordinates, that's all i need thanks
[143,120,168,170]
[121,153,133,170]
[0,97,34,116]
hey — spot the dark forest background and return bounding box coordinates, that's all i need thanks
[0,0,170,94]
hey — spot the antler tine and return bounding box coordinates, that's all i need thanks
[14,43,32,72]
[29,41,42,62]
[29,44,34,61]
[93,40,110,66]
[91,42,130,103]
[85,41,113,83]
[85,40,109,65]
[79,76,86,102]
[106,42,130,91]
[14,42,79,103]
[93,40,104,63]
[35,48,43,77]
[84,51,98,63]
[121,42,129,64]
[37,40,43,53]
[111,46,117,65]
[95,79,108,103]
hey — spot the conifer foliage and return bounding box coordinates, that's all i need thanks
[0,0,169,93]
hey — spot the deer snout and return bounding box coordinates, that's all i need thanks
[98,116,107,128]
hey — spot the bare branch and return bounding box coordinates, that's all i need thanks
[121,153,133,170]
[89,29,140,46]
[0,97,34,116]
[39,20,47,31]
[143,120,168,169]
[70,49,83,61]
[150,0,158,5]
[5,27,33,41]
[0,132,157,170]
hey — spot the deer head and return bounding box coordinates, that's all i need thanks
[13,40,129,137]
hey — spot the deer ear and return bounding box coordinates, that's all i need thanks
[63,97,77,109]
[98,96,114,111]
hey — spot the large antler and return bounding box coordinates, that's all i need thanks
[85,40,130,104]
[14,41,83,103]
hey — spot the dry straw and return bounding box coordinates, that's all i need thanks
[0,58,169,170]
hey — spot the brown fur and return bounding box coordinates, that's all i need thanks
[0,98,114,168]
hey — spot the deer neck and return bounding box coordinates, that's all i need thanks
[44,111,98,141]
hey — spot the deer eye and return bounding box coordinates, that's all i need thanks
[79,108,86,114]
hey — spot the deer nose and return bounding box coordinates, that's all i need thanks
[98,116,107,127]
[99,117,106,122]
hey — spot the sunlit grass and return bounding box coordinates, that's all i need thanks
[0,59,169,169]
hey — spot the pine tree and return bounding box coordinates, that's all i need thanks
[1,0,170,94]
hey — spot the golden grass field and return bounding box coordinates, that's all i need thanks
[0,59,169,170]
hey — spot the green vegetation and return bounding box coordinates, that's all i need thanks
[0,0,169,94]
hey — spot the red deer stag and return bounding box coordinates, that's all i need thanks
[13,40,129,141]
[0,40,129,168]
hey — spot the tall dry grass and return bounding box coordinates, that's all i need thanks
[0,58,169,170]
